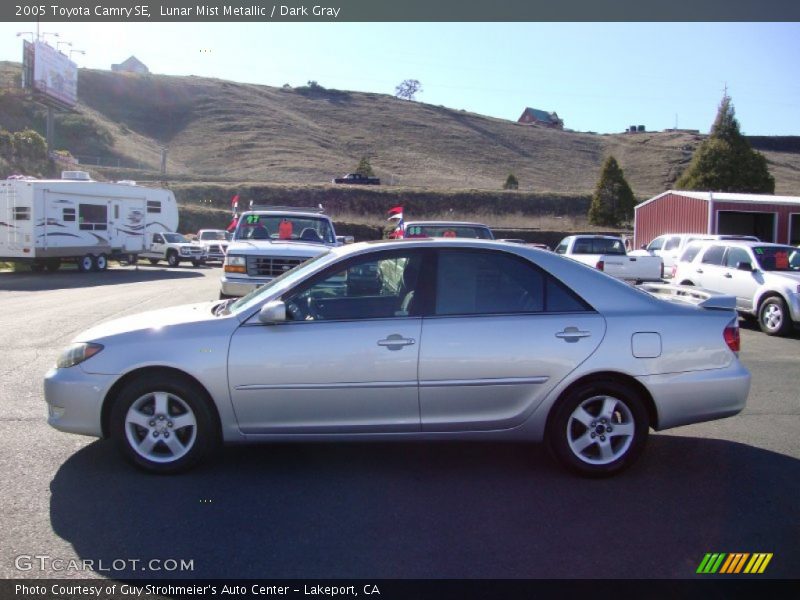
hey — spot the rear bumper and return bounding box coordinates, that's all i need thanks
[638,361,751,431]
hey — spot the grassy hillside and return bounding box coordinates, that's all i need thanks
[2,61,799,201]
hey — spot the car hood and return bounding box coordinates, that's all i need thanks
[75,301,221,342]
[226,240,332,257]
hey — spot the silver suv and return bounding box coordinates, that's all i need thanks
[673,240,800,335]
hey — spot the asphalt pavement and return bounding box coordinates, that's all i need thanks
[0,264,797,580]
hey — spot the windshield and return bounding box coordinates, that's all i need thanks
[225,251,335,315]
[405,224,494,239]
[200,231,229,241]
[752,246,800,271]
[234,214,335,244]
[164,233,188,243]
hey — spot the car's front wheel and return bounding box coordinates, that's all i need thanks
[548,380,649,477]
[758,296,792,336]
[167,251,180,267]
[110,374,219,473]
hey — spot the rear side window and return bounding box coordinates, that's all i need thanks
[680,243,704,263]
[701,245,726,265]
[435,250,589,316]
[664,236,682,251]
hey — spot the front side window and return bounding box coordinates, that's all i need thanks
[163,233,188,243]
[434,250,588,316]
[664,236,682,251]
[152,234,163,244]
[724,247,753,269]
[284,251,423,321]
[647,237,665,251]
[679,243,704,263]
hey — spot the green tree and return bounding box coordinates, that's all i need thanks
[503,173,519,190]
[355,156,375,177]
[675,94,774,193]
[395,79,422,101]
[13,129,48,163]
[588,156,636,227]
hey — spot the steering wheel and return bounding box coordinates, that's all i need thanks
[285,298,308,321]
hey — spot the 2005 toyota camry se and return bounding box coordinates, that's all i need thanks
[45,239,750,476]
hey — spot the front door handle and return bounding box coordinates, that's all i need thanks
[696,268,704,274]
[724,273,732,278]
[555,327,591,343]
[377,334,416,351]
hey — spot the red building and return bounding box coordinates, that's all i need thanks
[517,107,564,129]
[634,190,800,248]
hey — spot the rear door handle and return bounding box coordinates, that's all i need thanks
[377,334,416,350]
[555,327,591,343]
[695,268,704,274]
[724,273,732,278]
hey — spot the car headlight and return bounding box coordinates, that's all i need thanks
[224,255,246,273]
[180,247,190,255]
[57,343,104,369]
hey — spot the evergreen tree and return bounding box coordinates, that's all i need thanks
[355,156,375,177]
[503,173,519,190]
[675,94,774,193]
[588,156,636,227]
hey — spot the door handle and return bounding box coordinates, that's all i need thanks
[724,273,732,278]
[696,268,704,274]
[555,327,591,343]
[377,334,416,350]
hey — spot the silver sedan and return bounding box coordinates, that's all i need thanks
[44,239,750,477]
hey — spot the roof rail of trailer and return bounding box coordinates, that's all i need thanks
[247,204,326,214]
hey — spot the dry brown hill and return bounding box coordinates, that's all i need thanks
[1,61,799,199]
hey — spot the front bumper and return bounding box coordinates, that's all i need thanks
[639,360,751,431]
[44,366,117,437]
[220,274,273,297]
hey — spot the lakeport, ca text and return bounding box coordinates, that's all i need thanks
[16,583,379,596]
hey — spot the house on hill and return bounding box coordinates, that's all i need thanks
[111,56,149,75]
[517,107,564,129]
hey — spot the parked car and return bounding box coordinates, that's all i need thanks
[632,234,760,279]
[140,232,205,267]
[672,240,800,335]
[555,235,663,283]
[401,221,494,239]
[220,207,338,298]
[45,239,750,477]
[332,173,380,185]
[196,229,230,264]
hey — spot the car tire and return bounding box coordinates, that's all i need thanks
[547,380,649,477]
[77,254,95,273]
[167,251,180,267]
[758,296,792,337]
[191,259,201,267]
[45,259,61,272]
[95,253,108,272]
[110,374,219,474]
[148,258,160,265]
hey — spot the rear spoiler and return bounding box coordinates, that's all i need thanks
[638,283,736,311]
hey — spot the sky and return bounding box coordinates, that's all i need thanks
[0,21,798,136]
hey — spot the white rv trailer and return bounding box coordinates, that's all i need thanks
[0,172,178,272]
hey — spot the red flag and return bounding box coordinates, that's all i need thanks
[231,194,240,210]
[226,216,238,232]
[387,205,403,217]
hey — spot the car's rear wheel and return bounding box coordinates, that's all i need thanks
[148,258,160,265]
[758,296,792,336]
[548,380,649,477]
[110,374,219,473]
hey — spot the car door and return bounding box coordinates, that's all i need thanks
[718,246,760,310]
[694,244,727,290]
[418,249,605,432]
[149,233,164,257]
[227,249,426,434]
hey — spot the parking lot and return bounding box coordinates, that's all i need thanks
[0,264,797,580]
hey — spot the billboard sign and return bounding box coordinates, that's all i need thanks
[31,41,78,107]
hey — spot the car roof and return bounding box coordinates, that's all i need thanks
[404,221,491,228]
[240,210,330,219]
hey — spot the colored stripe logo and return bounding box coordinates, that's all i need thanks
[697,553,773,574]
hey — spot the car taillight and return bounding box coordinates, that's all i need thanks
[596,260,605,271]
[724,319,740,353]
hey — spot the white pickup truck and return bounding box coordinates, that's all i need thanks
[555,235,663,283]
[141,232,206,267]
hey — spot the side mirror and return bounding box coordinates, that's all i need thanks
[640,244,648,250]
[736,261,754,272]
[258,300,286,324]
[336,235,355,245]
